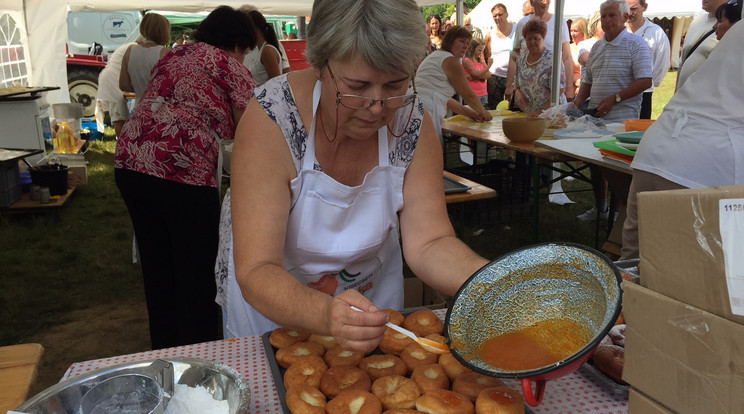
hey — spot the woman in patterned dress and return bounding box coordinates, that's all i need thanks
[513,18,566,116]
[215,0,489,351]
[114,6,257,350]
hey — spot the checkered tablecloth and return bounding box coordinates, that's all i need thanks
[63,310,628,414]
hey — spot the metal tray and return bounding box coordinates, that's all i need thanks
[579,360,630,397]
[0,86,60,100]
[262,314,534,414]
[443,174,471,194]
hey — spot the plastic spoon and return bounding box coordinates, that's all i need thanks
[350,306,450,354]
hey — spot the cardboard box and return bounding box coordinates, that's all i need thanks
[628,388,674,414]
[638,185,744,325]
[623,282,744,413]
[404,277,446,310]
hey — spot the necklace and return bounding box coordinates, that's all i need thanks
[526,53,542,66]
[317,102,338,143]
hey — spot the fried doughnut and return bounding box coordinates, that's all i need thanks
[411,364,449,394]
[270,327,311,349]
[379,328,416,356]
[415,389,474,414]
[452,372,504,402]
[424,334,447,346]
[381,309,405,326]
[326,389,383,414]
[308,334,338,351]
[285,384,326,414]
[320,366,372,398]
[276,341,326,369]
[403,310,444,337]
[382,410,424,414]
[372,375,422,410]
[608,324,626,348]
[592,343,626,384]
[400,343,439,373]
[283,355,328,390]
[359,355,408,381]
[324,345,365,368]
[438,353,471,382]
[475,387,525,414]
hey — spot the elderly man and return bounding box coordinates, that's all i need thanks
[506,0,575,101]
[676,0,728,90]
[574,0,652,122]
[625,0,671,119]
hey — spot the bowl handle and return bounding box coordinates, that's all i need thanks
[521,378,546,406]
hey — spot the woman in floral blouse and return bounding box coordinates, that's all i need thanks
[513,18,566,116]
[114,6,257,350]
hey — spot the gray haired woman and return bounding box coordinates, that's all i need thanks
[215,0,488,351]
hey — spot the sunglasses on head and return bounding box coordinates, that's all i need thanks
[728,0,739,6]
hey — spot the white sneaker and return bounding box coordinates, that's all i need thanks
[577,206,609,222]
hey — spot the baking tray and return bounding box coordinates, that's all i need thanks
[579,360,630,397]
[443,174,471,194]
[0,86,60,100]
[262,313,535,414]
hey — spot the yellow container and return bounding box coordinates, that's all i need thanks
[56,122,76,154]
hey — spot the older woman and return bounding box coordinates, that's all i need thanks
[415,26,492,144]
[119,12,171,105]
[514,19,566,116]
[216,0,489,351]
[115,6,257,349]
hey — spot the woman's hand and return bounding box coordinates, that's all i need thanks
[476,107,493,122]
[515,88,528,112]
[327,290,389,353]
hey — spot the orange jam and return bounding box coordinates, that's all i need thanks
[477,318,591,371]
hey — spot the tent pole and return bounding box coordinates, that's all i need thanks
[551,0,564,106]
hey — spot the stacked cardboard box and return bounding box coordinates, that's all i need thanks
[623,185,744,413]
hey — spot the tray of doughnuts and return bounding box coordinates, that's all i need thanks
[262,308,535,414]
[580,324,629,397]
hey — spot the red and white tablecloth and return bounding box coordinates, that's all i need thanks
[63,313,628,413]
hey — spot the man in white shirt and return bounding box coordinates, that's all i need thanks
[484,3,515,107]
[574,0,652,122]
[625,0,671,119]
[676,0,727,90]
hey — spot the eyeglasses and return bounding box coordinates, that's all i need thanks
[728,0,738,5]
[327,66,417,110]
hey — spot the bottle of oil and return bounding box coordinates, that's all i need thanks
[57,122,75,154]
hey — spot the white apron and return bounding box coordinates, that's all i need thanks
[223,82,406,338]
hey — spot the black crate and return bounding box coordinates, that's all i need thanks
[0,160,21,207]
[447,159,533,225]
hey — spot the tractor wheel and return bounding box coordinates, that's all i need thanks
[68,68,100,118]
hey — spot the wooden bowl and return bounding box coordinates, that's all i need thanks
[502,117,547,143]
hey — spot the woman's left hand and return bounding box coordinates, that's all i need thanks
[326,290,389,353]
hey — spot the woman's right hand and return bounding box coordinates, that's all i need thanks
[515,89,528,112]
[327,290,389,353]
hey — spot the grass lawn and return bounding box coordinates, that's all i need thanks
[652,70,677,120]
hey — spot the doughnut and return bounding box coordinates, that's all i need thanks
[320,366,373,398]
[475,386,525,414]
[411,364,449,394]
[424,334,447,346]
[371,375,422,410]
[400,343,439,373]
[283,355,328,390]
[324,345,365,368]
[270,327,311,349]
[359,355,408,381]
[592,343,626,384]
[285,384,326,414]
[438,353,471,382]
[379,328,416,356]
[451,372,504,402]
[382,410,424,414]
[326,389,383,414]
[415,389,474,414]
[276,341,326,369]
[403,310,444,337]
[308,334,338,351]
[608,324,626,348]
[382,309,405,326]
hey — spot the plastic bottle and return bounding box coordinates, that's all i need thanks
[57,122,75,154]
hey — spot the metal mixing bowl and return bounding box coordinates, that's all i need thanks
[445,242,622,379]
[16,358,250,414]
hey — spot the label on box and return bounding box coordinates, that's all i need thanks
[719,198,744,315]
